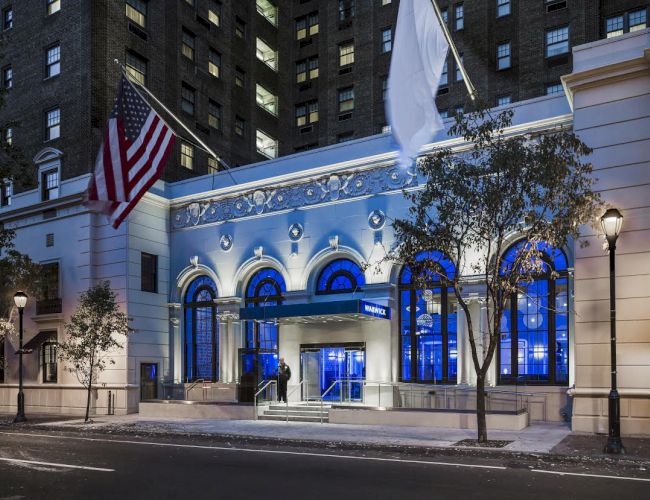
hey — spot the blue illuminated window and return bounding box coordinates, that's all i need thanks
[399,251,457,384]
[499,240,569,385]
[245,268,286,351]
[184,276,218,382]
[316,258,365,294]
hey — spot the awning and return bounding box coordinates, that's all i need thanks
[239,299,391,325]
[23,331,56,350]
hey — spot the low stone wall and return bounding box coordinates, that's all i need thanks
[183,382,238,402]
[139,401,255,420]
[571,391,650,437]
[0,385,139,415]
[391,384,568,423]
[329,407,529,431]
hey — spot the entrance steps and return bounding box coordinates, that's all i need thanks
[258,402,331,423]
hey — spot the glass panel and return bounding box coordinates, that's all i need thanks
[321,348,345,401]
[344,349,365,401]
[259,351,278,381]
[447,291,458,381]
[517,280,549,382]
[400,250,456,285]
[416,288,442,382]
[302,350,321,400]
[500,297,512,379]
[258,321,278,350]
[555,278,569,383]
[317,258,365,293]
[184,308,193,380]
[401,290,412,381]
[195,306,214,380]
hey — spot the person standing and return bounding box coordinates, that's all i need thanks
[277,358,291,403]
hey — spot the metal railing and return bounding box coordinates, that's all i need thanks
[35,298,62,315]
[314,379,548,423]
[284,379,305,422]
[254,380,276,420]
[184,379,205,400]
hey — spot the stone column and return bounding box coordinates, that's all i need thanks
[167,303,182,383]
[215,297,241,384]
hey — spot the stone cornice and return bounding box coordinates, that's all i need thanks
[171,163,418,230]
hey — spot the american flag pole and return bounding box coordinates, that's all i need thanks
[115,60,238,184]
[87,71,178,228]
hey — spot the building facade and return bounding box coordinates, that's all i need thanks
[1,29,649,434]
[0,0,646,192]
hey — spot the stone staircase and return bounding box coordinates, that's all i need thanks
[258,402,331,423]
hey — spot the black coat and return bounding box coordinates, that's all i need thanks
[277,364,291,385]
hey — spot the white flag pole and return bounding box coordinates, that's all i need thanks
[428,0,477,102]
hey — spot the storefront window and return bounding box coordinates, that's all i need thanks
[399,251,457,384]
[499,240,569,385]
[316,258,365,294]
[184,276,218,382]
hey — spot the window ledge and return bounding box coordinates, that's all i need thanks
[43,74,60,82]
[31,313,64,324]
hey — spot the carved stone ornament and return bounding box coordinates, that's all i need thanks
[220,234,234,252]
[368,209,386,230]
[288,223,304,242]
[171,164,417,230]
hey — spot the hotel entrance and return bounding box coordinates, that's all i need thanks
[300,343,365,402]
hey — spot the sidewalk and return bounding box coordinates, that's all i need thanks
[4,413,649,464]
[10,413,569,452]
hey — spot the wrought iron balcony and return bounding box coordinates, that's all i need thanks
[35,298,62,315]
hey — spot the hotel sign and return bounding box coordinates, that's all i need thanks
[360,301,391,320]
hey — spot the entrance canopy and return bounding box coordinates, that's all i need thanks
[239,299,391,325]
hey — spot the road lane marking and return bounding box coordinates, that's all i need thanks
[532,469,650,482]
[0,457,114,472]
[0,431,506,471]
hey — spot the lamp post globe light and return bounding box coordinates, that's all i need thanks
[13,291,28,423]
[600,208,625,454]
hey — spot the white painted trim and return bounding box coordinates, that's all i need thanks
[301,246,368,293]
[173,264,223,303]
[232,256,291,296]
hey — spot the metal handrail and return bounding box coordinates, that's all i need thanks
[319,380,341,423]
[285,379,304,422]
[254,380,276,420]
[184,379,205,400]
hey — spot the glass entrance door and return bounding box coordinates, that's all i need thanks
[302,349,321,400]
[300,345,365,402]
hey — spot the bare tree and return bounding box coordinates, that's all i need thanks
[390,107,601,442]
[58,281,130,422]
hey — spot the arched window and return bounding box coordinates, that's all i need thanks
[245,268,286,351]
[184,276,218,382]
[498,240,569,385]
[399,251,457,384]
[316,258,365,294]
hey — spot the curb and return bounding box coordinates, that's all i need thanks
[7,421,650,469]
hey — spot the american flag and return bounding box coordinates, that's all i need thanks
[87,76,176,229]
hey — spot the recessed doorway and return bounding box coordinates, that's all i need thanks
[300,343,365,402]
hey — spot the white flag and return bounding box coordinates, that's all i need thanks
[387,0,449,167]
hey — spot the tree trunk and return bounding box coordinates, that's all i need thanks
[476,374,488,443]
[85,355,94,422]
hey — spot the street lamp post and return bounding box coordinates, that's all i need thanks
[600,208,625,454]
[12,291,28,423]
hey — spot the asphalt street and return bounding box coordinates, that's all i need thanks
[0,429,649,500]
